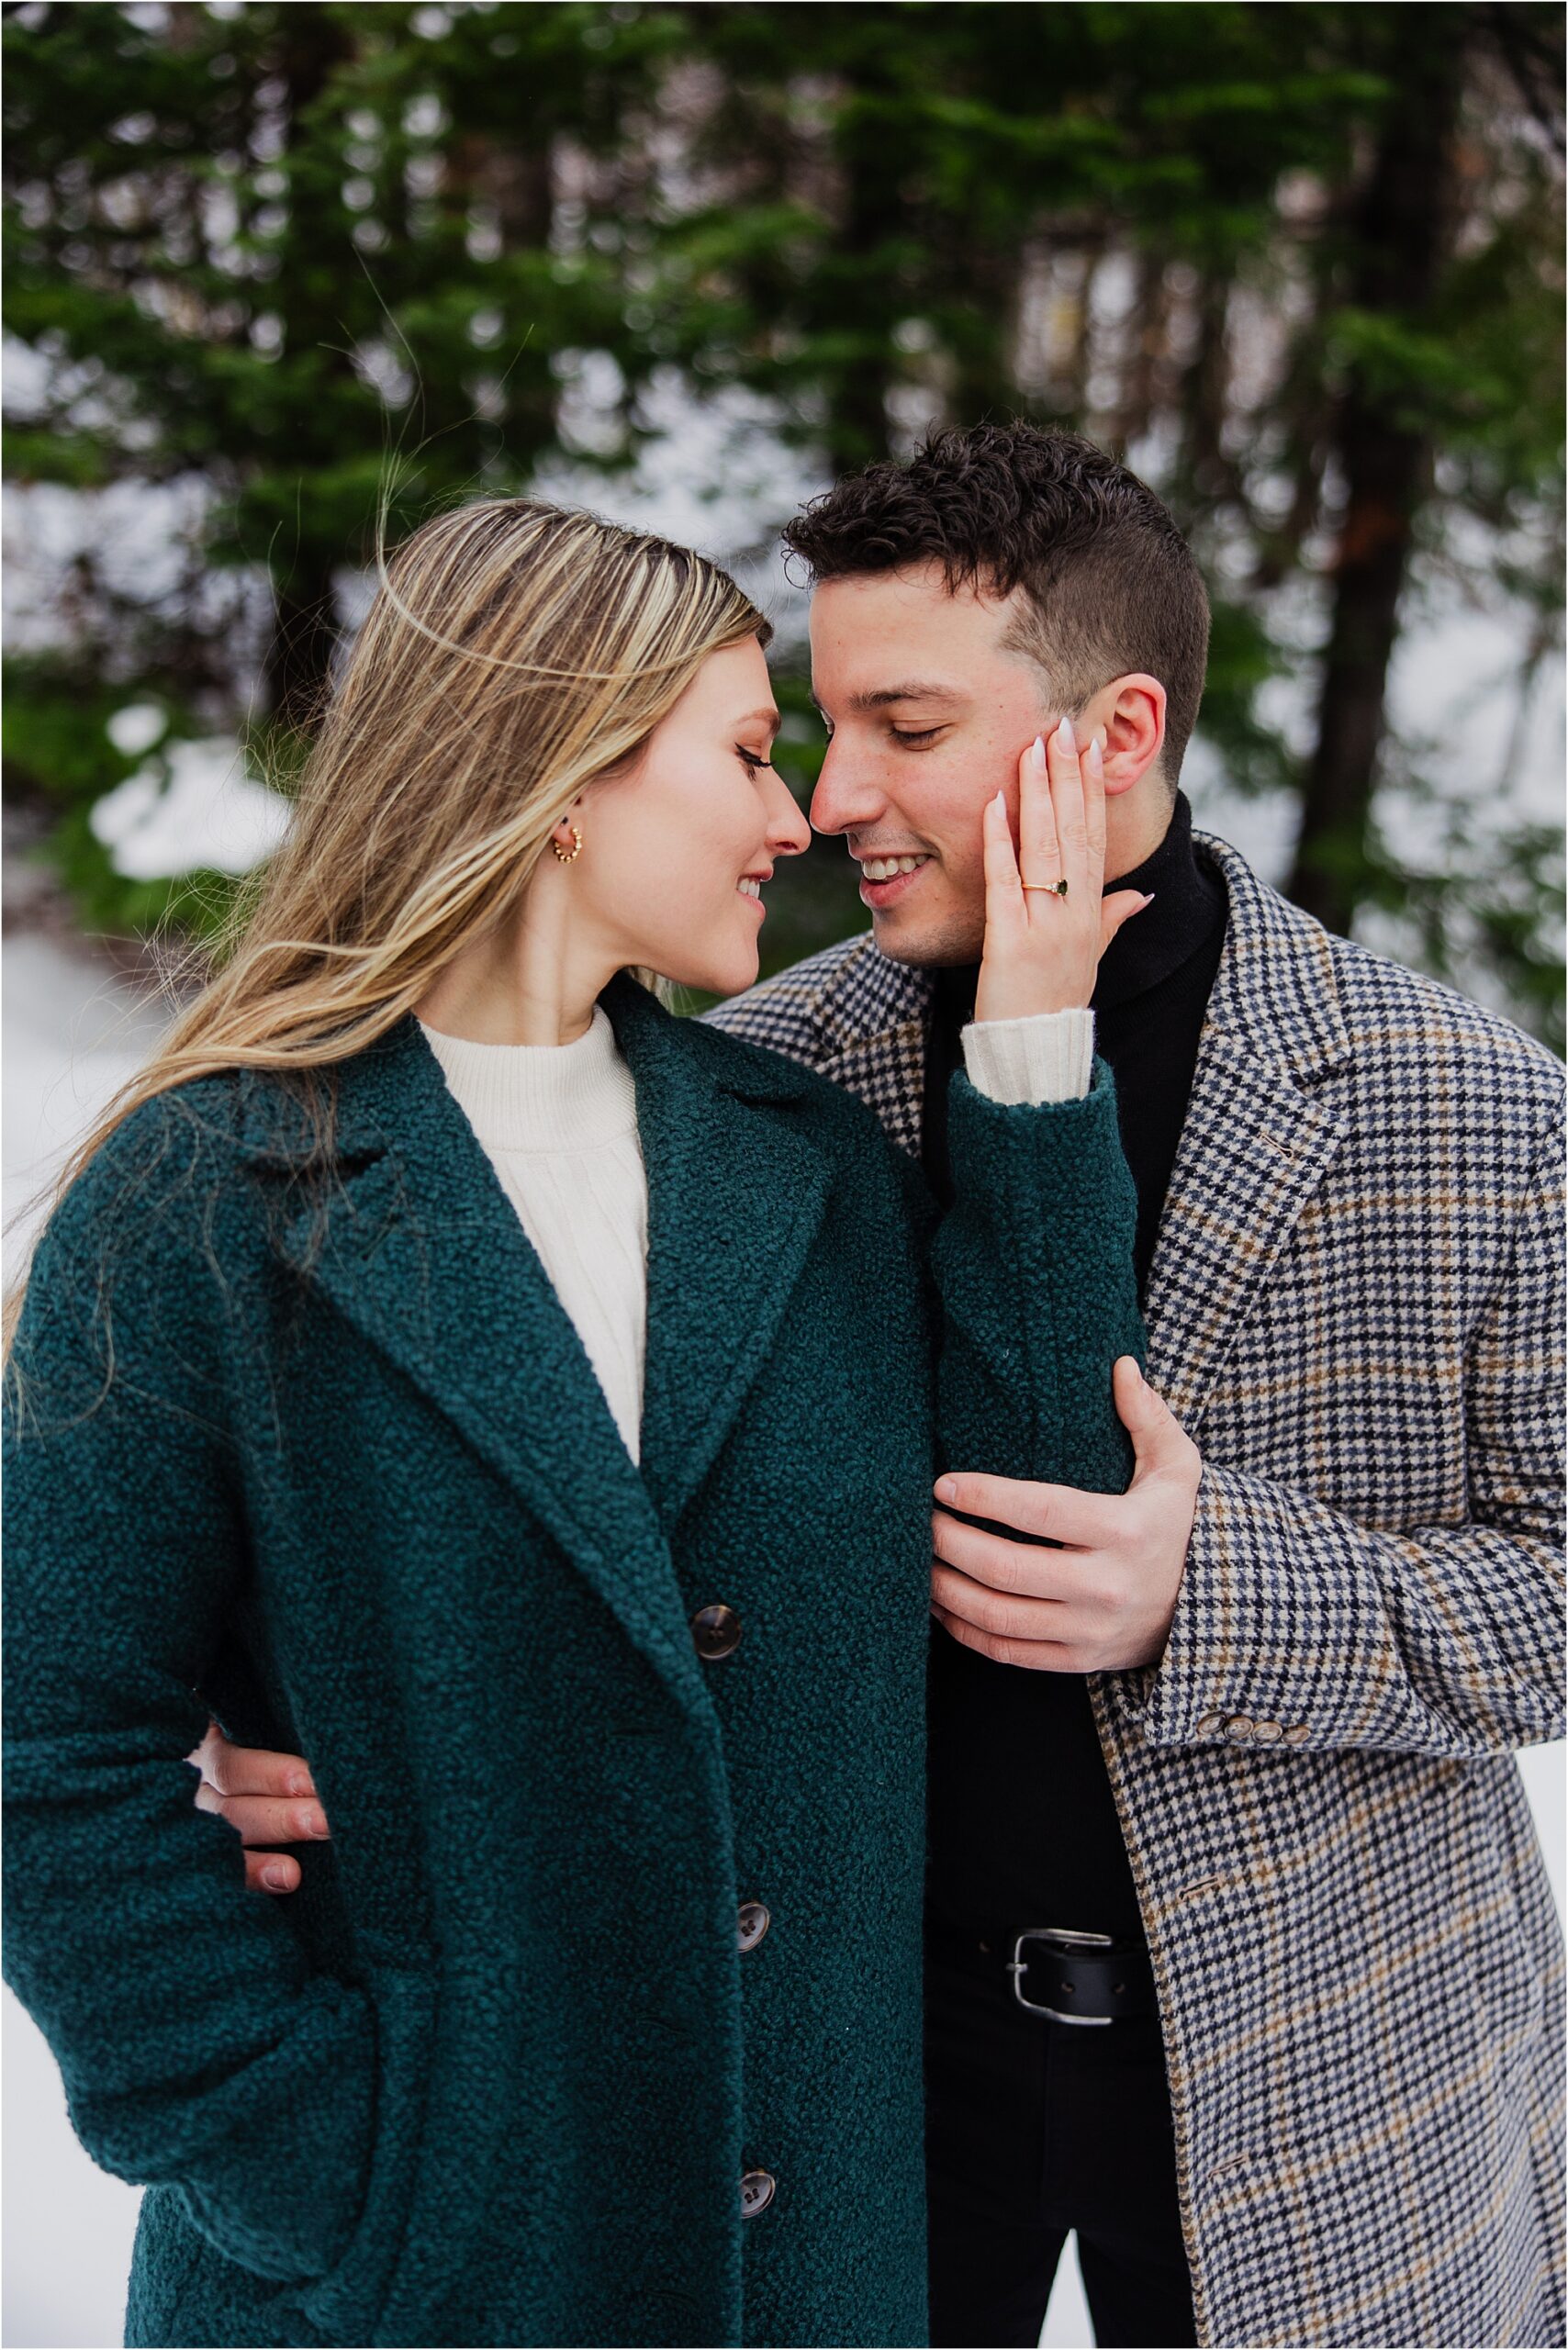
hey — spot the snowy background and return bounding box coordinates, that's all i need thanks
[4,415,1565,2349]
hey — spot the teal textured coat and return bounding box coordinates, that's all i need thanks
[4,973,1142,2350]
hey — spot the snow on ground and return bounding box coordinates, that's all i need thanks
[3,933,174,1281]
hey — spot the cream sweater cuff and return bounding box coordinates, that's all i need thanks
[960,1008,1095,1105]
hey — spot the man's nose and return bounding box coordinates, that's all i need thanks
[808,739,886,838]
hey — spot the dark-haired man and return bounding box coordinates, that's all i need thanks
[207,426,1563,2349]
[709,427,1565,2350]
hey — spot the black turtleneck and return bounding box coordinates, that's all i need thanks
[923,791,1228,1939]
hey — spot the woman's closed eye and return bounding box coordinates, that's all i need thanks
[735,745,776,773]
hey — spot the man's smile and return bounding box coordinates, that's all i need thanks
[852,847,935,907]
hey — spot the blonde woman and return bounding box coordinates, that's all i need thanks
[3,501,1147,2349]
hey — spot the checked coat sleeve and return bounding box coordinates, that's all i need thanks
[1141,1048,1566,1764]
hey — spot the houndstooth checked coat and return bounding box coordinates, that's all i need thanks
[706,830,1567,2350]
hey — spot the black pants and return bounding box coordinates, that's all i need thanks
[924,1934,1197,2350]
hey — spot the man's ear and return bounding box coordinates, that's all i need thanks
[1088,674,1166,796]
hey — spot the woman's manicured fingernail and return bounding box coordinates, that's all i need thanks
[1083,735,1103,778]
[1030,733,1047,772]
[935,1476,957,1504]
[262,1863,292,1890]
[1056,713,1076,754]
[1141,891,1156,908]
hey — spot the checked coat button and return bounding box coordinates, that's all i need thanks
[740,2169,776,2219]
[691,1603,741,1661]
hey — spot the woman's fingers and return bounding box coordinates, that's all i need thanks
[1044,713,1087,881]
[976,723,1114,1019]
[1018,731,1059,890]
[1081,730,1108,878]
[982,785,1023,913]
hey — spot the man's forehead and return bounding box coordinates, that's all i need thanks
[808,565,1029,681]
[808,566,1031,703]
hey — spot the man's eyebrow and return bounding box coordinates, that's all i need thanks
[817,681,969,715]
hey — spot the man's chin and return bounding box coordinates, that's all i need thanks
[868,907,986,969]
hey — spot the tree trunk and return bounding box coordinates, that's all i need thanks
[262,9,354,736]
[823,142,902,471]
[264,566,343,740]
[1287,16,1468,932]
[1114,245,1170,451]
[819,64,909,472]
[1179,266,1233,504]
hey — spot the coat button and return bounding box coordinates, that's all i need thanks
[737,1900,771,1953]
[1283,1725,1310,1745]
[1251,1718,1283,1743]
[691,1604,741,1661]
[1226,1716,1254,1741]
[740,2169,776,2219]
[1195,1712,1224,1737]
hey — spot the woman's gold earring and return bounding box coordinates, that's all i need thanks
[552,823,583,864]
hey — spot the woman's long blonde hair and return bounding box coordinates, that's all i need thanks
[6,498,770,1353]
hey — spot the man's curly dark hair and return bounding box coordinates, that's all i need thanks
[783,422,1210,788]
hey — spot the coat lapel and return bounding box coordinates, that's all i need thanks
[1142,835,1353,1427]
[602,977,835,1533]
[263,1015,709,1711]
[812,943,934,1159]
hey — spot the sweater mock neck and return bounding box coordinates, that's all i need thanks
[417,1004,637,1154]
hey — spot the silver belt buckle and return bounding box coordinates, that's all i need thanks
[1007,1925,1114,2025]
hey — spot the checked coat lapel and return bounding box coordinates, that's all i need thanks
[269,979,834,1704]
[1139,833,1352,1428]
[808,947,934,1161]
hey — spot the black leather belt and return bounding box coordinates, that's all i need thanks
[928,1917,1158,2024]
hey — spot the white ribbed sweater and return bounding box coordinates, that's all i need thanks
[420,1009,649,1459]
[419,1003,1092,1463]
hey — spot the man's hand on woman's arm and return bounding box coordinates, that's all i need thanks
[189,1720,330,1893]
[930,1355,1202,1673]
